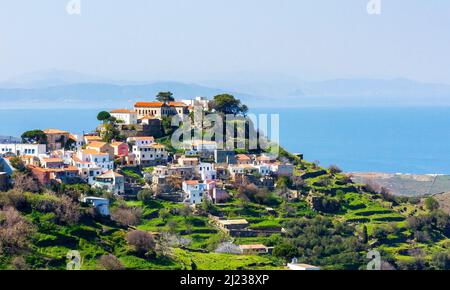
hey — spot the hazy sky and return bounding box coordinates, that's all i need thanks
[1,0,449,83]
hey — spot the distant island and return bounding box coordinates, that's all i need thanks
[2,70,450,109]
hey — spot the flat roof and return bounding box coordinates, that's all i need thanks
[288,263,320,269]
[218,219,249,225]
[239,244,267,249]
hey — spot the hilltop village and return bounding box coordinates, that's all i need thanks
[0,94,294,207]
[0,93,449,270]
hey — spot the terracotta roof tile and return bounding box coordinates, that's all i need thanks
[87,141,108,148]
[134,102,165,107]
[111,109,135,113]
[44,129,69,134]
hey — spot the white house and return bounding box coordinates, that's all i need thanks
[110,109,138,125]
[51,150,75,165]
[254,164,271,176]
[184,140,217,154]
[270,163,294,176]
[0,143,47,157]
[127,136,155,146]
[81,196,110,216]
[71,155,103,184]
[228,164,245,176]
[69,134,85,149]
[181,96,210,110]
[196,162,217,180]
[92,170,125,195]
[182,180,206,205]
[132,142,168,166]
[75,149,113,171]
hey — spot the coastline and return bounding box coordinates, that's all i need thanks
[350,172,450,197]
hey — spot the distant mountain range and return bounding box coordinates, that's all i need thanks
[1,70,450,108]
[0,135,20,143]
[0,81,256,109]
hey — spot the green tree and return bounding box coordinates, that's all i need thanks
[156,91,174,103]
[328,164,342,175]
[97,111,111,123]
[137,189,153,205]
[372,226,388,241]
[161,116,176,135]
[64,138,76,150]
[100,123,121,143]
[9,156,26,172]
[211,94,247,115]
[200,198,219,215]
[424,196,440,211]
[362,225,369,244]
[21,130,47,144]
[273,243,298,260]
[159,209,171,222]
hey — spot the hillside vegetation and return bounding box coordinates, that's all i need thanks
[1,158,449,270]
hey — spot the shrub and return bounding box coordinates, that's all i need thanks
[54,195,80,225]
[11,256,29,270]
[98,254,125,270]
[137,189,153,204]
[328,165,342,175]
[273,243,298,260]
[12,172,40,193]
[111,206,142,227]
[0,190,28,211]
[432,251,450,270]
[126,230,156,257]
[0,207,36,254]
[424,197,439,211]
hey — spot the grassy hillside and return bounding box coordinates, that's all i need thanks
[1,156,449,270]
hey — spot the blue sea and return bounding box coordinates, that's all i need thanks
[1,107,450,174]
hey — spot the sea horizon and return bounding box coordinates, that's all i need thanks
[1,106,449,175]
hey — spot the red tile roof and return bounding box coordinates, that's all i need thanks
[168,101,187,107]
[239,244,267,250]
[111,109,135,113]
[184,180,199,185]
[134,102,165,107]
[44,129,69,134]
[87,141,108,148]
[236,154,251,160]
[42,158,64,163]
[135,101,187,108]
[81,149,108,155]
